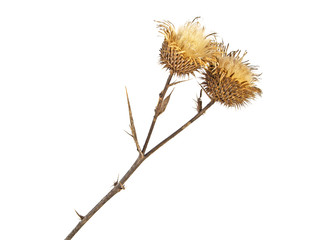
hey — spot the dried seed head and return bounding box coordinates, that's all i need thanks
[202,44,262,107]
[156,18,217,76]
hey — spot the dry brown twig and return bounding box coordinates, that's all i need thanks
[65,17,262,239]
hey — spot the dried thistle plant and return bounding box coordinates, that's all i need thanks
[65,17,262,239]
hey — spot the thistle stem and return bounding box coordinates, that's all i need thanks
[64,100,215,240]
[142,71,174,153]
[145,100,215,158]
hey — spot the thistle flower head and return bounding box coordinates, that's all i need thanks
[202,43,262,107]
[157,18,217,76]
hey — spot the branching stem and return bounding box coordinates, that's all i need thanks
[145,100,214,158]
[64,74,215,240]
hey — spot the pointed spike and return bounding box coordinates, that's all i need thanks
[113,174,119,187]
[74,210,84,220]
[169,79,190,87]
[124,129,133,137]
[125,88,143,156]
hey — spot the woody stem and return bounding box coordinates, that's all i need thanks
[142,71,174,153]
[64,99,214,240]
[144,100,215,158]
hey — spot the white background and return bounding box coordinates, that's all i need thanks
[1,0,330,239]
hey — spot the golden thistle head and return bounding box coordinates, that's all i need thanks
[157,18,217,76]
[202,43,262,107]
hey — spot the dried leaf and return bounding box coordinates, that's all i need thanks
[159,88,174,115]
[125,87,143,156]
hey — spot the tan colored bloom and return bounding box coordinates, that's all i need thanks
[202,43,262,107]
[157,18,217,76]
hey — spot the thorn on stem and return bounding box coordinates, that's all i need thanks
[113,174,125,190]
[74,209,84,220]
[119,183,125,190]
[113,174,119,187]
[124,130,133,137]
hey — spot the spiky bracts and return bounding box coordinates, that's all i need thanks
[157,18,217,76]
[156,18,262,107]
[202,44,262,107]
